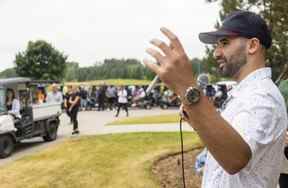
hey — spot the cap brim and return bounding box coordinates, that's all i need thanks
[199,30,238,44]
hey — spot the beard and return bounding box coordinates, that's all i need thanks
[217,46,247,78]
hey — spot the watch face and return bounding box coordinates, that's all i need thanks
[186,87,201,104]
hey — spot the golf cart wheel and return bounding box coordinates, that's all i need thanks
[43,122,58,142]
[0,134,14,158]
[161,104,168,109]
[145,104,152,110]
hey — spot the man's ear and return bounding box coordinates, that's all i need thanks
[247,38,261,55]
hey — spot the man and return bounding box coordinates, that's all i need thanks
[46,83,63,104]
[97,85,106,111]
[79,86,88,111]
[115,86,129,117]
[106,85,117,110]
[144,11,287,188]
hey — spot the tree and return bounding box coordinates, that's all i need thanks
[0,68,18,78]
[279,79,288,107]
[205,0,288,81]
[64,62,79,81]
[14,40,67,81]
[61,58,157,81]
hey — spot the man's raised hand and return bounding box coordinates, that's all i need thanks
[144,27,196,98]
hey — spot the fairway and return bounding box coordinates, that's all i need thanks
[65,79,152,86]
[107,113,180,125]
[0,132,201,188]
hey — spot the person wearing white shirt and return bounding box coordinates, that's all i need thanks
[6,88,21,119]
[144,10,287,188]
[115,86,129,117]
[46,83,63,104]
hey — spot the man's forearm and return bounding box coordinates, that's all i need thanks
[184,96,251,174]
[69,97,80,110]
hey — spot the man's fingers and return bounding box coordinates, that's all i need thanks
[160,27,184,51]
[143,58,161,75]
[146,48,164,63]
[150,39,171,56]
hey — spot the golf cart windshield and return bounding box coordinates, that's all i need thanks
[0,88,6,113]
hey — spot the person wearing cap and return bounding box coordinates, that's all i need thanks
[144,10,287,188]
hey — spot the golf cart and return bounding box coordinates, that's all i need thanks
[0,77,62,158]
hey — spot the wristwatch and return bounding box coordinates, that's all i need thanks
[183,86,201,105]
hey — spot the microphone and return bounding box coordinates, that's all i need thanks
[145,75,160,94]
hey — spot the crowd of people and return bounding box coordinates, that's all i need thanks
[3,81,180,137]
[61,84,181,112]
[25,83,180,135]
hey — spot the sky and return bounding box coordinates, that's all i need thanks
[0,0,220,71]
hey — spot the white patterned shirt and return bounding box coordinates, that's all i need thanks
[202,68,287,188]
[117,89,128,104]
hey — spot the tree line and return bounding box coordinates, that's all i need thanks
[0,0,287,83]
[64,59,156,82]
[0,40,205,82]
[0,52,205,82]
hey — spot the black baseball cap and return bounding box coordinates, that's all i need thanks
[199,10,272,49]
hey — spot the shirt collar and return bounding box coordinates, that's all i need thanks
[230,67,272,97]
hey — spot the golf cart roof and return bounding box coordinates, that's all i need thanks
[0,77,59,86]
[0,77,31,86]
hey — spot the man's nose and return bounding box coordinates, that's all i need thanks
[213,46,222,59]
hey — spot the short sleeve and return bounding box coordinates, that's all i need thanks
[230,93,286,170]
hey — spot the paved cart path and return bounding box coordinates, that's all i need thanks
[0,108,193,166]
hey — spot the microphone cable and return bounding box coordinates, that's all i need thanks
[179,116,186,188]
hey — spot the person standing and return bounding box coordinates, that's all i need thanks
[97,85,106,111]
[46,83,63,104]
[115,86,129,117]
[69,86,80,135]
[106,85,117,110]
[79,86,88,111]
[144,11,287,188]
[64,85,73,124]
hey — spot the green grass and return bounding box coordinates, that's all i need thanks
[107,113,180,125]
[0,132,201,188]
[65,79,152,86]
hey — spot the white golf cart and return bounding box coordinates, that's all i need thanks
[0,77,62,158]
